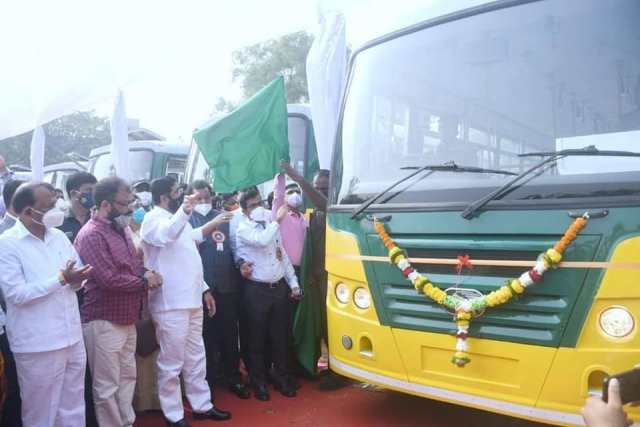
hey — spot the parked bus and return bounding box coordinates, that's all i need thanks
[43,161,87,195]
[88,141,188,184]
[186,104,319,197]
[326,1,640,425]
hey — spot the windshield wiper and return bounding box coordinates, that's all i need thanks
[461,145,640,220]
[351,161,516,219]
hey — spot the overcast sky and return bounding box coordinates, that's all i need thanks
[1,0,429,141]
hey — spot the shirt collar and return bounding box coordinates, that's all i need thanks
[11,219,55,242]
[4,212,16,221]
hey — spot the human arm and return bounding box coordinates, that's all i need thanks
[195,211,234,243]
[0,240,89,306]
[271,173,285,221]
[280,246,300,295]
[203,290,216,317]
[581,379,633,427]
[77,233,148,293]
[236,218,280,248]
[281,160,327,211]
[140,208,190,247]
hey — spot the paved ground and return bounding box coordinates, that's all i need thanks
[136,379,549,427]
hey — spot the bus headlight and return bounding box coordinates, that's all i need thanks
[599,306,635,338]
[335,283,350,304]
[353,287,371,309]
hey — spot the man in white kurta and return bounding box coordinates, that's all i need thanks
[0,182,92,426]
[141,176,231,425]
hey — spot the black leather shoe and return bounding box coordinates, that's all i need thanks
[273,381,297,398]
[253,384,270,401]
[165,419,190,427]
[229,382,251,399]
[193,406,232,421]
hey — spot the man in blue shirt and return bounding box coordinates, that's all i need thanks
[187,180,250,400]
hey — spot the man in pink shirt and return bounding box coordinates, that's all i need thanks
[270,173,307,274]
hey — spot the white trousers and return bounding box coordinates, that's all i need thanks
[14,340,86,427]
[83,320,137,427]
[152,308,213,422]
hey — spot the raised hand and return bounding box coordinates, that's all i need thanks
[183,194,198,215]
[210,211,234,228]
[280,160,303,182]
[62,260,93,286]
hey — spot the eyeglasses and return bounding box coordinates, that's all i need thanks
[285,189,301,195]
[247,200,267,210]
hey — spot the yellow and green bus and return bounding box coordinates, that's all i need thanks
[325,0,640,425]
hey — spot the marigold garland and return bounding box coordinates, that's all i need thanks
[374,215,588,367]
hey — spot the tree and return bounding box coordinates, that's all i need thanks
[0,111,110,167]
[231,31,314,104]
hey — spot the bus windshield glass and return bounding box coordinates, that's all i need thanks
[91,150,154,182]
[336,0,640,205]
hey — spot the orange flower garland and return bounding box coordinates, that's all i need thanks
[374,215,588,367]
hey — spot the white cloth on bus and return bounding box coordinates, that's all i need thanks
[152,308,213,423]
[14,340,86,427]
[83,320,137,427]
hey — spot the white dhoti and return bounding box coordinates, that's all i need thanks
[14,340,86,427]
[152,308,213,423]
[83,320,137,427]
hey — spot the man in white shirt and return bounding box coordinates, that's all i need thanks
[141,176,231,426]
[0,178,25,427]
[236,188,301,401]
[0,182,92,426]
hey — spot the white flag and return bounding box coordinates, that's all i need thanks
[29,126,45,182]
[306,10,346,170]
[110,90,129,181]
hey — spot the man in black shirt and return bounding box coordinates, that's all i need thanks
[187,180,250,400]
[57,171,98,427]
[59,172,97,242]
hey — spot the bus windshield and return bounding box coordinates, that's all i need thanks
[91,150,154,182]
[336,0,640,206]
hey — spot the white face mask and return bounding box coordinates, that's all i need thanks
[33,207,65,228]
[286,193,302,209]
[137,191,152,207]
[194,203,212,217]
[55,198,70,213]
[250,206,269,223]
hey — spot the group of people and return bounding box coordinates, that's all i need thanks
[0,153,333,427]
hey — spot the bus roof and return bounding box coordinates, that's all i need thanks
[43,161,87,173]
[89,140,189,158]
[352,0,494,51]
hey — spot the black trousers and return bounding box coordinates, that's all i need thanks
[0,333,21,427]
[203,291,242,385]
[243,280,290,387]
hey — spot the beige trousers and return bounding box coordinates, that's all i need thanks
[83,320,137,427]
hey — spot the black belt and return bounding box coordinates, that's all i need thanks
[247,279,285,289]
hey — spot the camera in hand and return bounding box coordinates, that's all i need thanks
[603,368,640,404]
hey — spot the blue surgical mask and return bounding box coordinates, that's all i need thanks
[79,191,95,210]
[132,207,146,225]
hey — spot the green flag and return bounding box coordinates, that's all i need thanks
[293,213,323,376]
[193,76,289,193]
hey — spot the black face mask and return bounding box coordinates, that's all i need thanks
[168,196,181,213]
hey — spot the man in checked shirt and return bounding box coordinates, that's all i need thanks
[75,177,162,427]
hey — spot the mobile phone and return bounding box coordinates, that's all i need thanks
[602,368,640,404]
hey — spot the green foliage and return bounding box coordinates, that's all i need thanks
[0,111,110,167]
[231,31,314,104]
